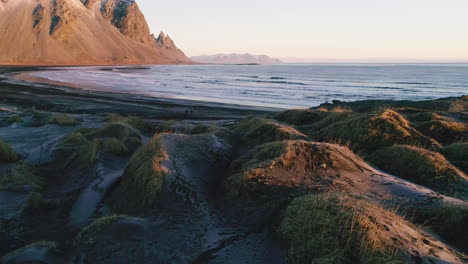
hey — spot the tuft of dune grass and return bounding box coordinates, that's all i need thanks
[105,114,154,133]
[231,117,307,146]
[0,139,19,162]
[278,193,410,264]
[156,120,177,134]
[275,109,323,126]
[49,114,80,126]
[100,138,129,156]
[54,132,98,169]
[22,109,49,127]
[7,115,23,124]
[86,123,133,141]
[1,241,57,261]
[74,215,125,246]
[23,192,46,211]
[110,136,166,215]
[0,161,42,190]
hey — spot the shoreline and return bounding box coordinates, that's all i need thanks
[0,67,280,121]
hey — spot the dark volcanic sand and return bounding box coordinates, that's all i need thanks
[0,67,285,263]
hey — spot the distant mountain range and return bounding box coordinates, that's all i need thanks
[0,0,191,65]
[191,54,282,65]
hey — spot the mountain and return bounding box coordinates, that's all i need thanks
[191,53,282,65]
[0,0,191,65]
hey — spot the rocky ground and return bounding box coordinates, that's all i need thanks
[0,70,467,264]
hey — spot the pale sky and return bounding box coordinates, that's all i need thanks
[138,0,468,62]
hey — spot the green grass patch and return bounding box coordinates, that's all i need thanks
[275,109,323,125]
[124,136,142,152]
[110,136,165,215]
[7,115,23,124]
[21,109,49,127]
[0,161,43,190]
[86,123,134,141]
[231,117,307,146]
[0,139,19,162]
[101,138,129,156]
[156,120,177,133]
[105,114,154,132]
[49,114,80,126]
[55,132,98,169]
[74,215,125,246]
[23,192,46,211]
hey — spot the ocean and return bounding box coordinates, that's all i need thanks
[22,63,468,109]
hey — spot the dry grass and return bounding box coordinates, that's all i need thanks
[368,145,467,197]
[110,136,166,215]
[49,114,80,126]
[278,193,411,264]
[0,139,19,162]
[0,161,42,190]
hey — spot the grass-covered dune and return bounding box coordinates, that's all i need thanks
[230,117,308,146]
[441,143,468,173]
[0,139,19,162]
[278,193,466,264]
[0,161,42,191]
[109,136,166,215]
[310,95,468,113]
[275,109,324,125]
[416,120,468,145]
[308,110,441,154]
[369,145,468,198]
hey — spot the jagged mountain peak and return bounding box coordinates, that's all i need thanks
[0,0,191,65]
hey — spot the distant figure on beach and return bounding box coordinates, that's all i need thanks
[190,110,193,119]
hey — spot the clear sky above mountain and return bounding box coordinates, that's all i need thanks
[138,0,468,62]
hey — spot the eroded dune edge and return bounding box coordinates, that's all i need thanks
[0,74,467,264]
